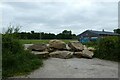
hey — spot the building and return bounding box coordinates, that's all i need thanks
[78,30,120,43]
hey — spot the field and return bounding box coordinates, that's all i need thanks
[20,39,78,44]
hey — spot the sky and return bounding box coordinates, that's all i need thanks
[0,0,119,35]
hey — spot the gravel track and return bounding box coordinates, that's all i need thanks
[14,58,118,78]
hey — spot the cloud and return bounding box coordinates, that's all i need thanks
[0,0,119,34]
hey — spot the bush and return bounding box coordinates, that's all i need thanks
[2,50,43,77]
[94,36,120,62]
[2,27,43,78]
[82,40,98,48]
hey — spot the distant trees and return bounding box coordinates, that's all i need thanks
[17,30,77,39]
[62,30,72,35]
[31,31,35,34]
[56,30,76,39]
[114,28,120,34]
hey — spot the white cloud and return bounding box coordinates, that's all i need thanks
[0,0,119,34]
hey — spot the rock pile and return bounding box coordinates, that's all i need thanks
[26,39,95,59]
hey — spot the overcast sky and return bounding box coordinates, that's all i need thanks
[0,0,119,34]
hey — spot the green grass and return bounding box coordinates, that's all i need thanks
[20,39,49,44]
[20,39,78,44]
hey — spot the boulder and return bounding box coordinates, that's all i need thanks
[66,44,71,51]
[47,47,55,52]
[74,52,82,58]
[28,44,47,52]
[24,44,33,50]
[32,51,49,58]
[49,51,73,59]
[49,40,66,50]
[68,41,84,51]
[49,51,60,58]
[83,45,88,49]
[88,47,96,51]
[81,49,94,59]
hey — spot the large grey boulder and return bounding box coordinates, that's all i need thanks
[49,51,73,59]
[66,44,71,51]
[74,52,82,58]
[83,45,96,51]
[68,41,84,51]
[49,51,60,58]
[88,47,96,51]
[81,49,94,59]
[32,51,49,58]
[47,47,55,52]
[24,44,33,50]
[83,45,88,49]
[28,44,47,52]
[49,40,66,50]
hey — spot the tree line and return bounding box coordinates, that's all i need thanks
[17,30,78,39]
[3,24,120,40]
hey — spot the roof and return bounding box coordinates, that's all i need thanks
[79,30,120,36]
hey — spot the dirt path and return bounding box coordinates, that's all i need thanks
[15,58,118,78]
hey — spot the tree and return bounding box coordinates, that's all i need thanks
[31,31,35,34]
[114,28,120,34]
[17,29,77,39]
[62,30,72,35]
